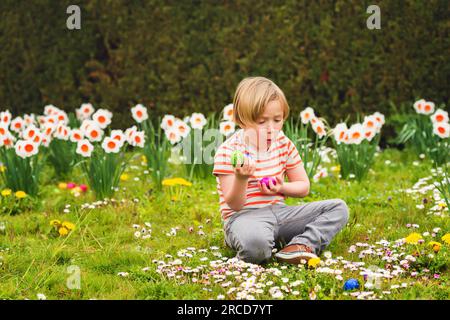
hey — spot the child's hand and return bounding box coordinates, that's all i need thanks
[234,154,255,180]
[258,175,284,195]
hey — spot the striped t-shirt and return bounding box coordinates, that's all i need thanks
[213,129,303,220]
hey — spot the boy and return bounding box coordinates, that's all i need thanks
[213,76,349,265]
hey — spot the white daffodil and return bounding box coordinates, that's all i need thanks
[222,104,234,121]
[300,107,315,124]
[219,121,235,136]
[102,137,121,153]
[189,113,207,130]
[92,109,113,129]
[131,104,148,123]
[76,139,94,157]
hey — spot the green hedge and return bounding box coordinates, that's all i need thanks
[0,0,448,130]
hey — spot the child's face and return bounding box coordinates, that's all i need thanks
[243,99,284,150]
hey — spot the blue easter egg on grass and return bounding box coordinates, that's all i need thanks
[343,278,360,291]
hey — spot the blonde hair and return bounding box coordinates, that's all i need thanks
[232,76,290,128]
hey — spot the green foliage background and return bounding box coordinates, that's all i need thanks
[0,0,448,129]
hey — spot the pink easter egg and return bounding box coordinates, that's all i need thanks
[66,182,76,189]
[259,177,276,189]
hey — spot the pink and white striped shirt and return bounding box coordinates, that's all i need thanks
[213,129,303,220]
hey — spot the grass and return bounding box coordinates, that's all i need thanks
[0,148,448,300]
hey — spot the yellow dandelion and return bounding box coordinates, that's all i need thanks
[442,233,450,245]
[0,165,6,173]
[58,227,69,236]
[173,178,192,186]
[141,155,147,163]
[62,221,75,231]
[308,257,321,268]
[50,219,61,226]
[120,174,130,181]
[14,191,27,199]
[428,241,441,253]
[162,177,192,187]
[162,178,176,186]
[404,233,422,244]
[1,189,12,197]
[58,182,67,190]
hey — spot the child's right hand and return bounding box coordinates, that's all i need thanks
[234,154,255,180]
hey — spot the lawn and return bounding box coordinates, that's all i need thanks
[0,147,448,300]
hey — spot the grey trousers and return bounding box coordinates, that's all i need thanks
[223,199,349,264]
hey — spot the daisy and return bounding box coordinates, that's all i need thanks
[348,123,365,144]
[333,123,348,144]
[300,107,315,124]
[431,109,449,124]
[76,139,94,157]
[219,121,235,136]
[433,122,450,139]
[131,104,148,123]
[85,123,103,142]
[129,131,145,148]
[223,104,234,121]
[10,117,24,133]
[69,129,84,143]
[190,113,207,130]
[161,115,176,131]
[102,137,121,153]
[165,128,182,145]
[0,110,12,125]
[92,109,112,129]
[312,119,326,138]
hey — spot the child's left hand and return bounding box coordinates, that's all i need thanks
[258,175,284,195]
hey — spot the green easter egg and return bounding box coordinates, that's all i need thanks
[231,150,244,167]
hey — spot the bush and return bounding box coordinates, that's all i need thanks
[0,0,448,136]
